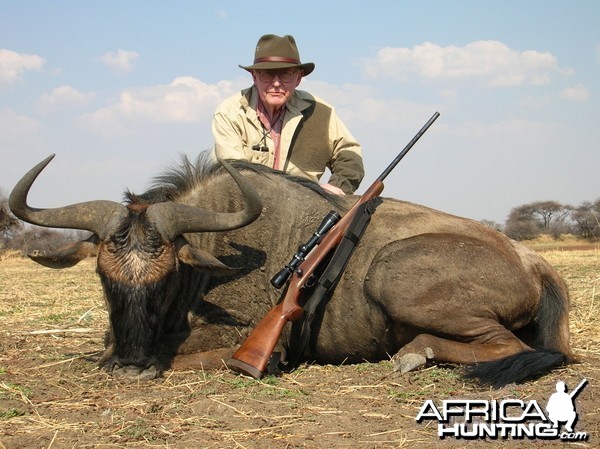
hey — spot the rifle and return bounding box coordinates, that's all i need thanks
[228,112,440,379]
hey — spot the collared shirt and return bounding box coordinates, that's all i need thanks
[255,100,285,170]
[212,86,364,194]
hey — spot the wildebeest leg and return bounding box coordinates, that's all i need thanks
[171,347,236,371]
[366,233,544,375]
[171,319,247,369]
[393,331,531,373]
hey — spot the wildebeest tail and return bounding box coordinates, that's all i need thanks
[465,350,569,388]
[534,274,573,354]
[466,274,574,388]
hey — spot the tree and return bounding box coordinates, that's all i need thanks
[571,199,600,239]
[530,201,572,236]
[504,206,541,240]
[503,201,571,240]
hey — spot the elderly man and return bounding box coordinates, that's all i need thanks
[212,34,364,195]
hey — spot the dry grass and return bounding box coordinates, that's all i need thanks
[0,248,598,448]
[522,234,600,252]
[540,250,600,358]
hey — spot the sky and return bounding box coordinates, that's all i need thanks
[1,1,598,224]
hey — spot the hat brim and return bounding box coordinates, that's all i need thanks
[239,61,315,76]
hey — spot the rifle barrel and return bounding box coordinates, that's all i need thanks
[377,111,440,183]
[569,378,588,399]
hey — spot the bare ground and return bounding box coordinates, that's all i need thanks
[0,248,598,448]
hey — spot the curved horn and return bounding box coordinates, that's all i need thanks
[9,154,128,240]
[147,158,263,241]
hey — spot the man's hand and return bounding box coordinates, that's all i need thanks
[320,183,346,195]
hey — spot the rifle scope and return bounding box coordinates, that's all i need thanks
[270,210,341,289]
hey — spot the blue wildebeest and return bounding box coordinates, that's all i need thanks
[10,154,575,386]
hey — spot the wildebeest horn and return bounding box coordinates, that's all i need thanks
[147,158,263,241]
[9,154,128,240]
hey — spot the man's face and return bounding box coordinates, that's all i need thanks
[252,68,302,114]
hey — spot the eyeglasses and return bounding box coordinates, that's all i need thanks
[255,69,299,83]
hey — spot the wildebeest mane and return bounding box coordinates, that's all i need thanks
[125,150,345,209]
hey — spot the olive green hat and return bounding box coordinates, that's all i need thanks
[239,34,315,76]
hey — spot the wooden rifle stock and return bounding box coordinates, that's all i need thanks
[225,301,302,379]
[228,112,440,379]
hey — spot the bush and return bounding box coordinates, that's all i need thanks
[2,226,90,257]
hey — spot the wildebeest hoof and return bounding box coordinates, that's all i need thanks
[111,365,159,381]
[394,353,426,373]
[393,347,434,374]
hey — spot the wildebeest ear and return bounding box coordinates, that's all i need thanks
[177,243,240,277]
[29,236,99,269]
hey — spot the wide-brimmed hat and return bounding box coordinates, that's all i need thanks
[239,34,315,76]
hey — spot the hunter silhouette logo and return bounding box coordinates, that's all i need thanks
[546,379,587,433]
[416,379,589,441]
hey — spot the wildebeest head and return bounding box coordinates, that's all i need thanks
[9,154,262,379]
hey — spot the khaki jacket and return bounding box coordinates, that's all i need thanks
[212,87,364,194]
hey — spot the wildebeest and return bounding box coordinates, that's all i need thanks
[10,153,574,387]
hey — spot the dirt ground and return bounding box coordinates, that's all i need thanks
[0,248,598,448]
